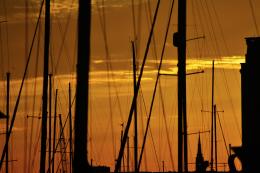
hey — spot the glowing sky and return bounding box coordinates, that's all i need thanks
[0,0,259,172]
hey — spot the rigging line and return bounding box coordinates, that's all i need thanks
[191,0,202,56]
[31,117,42,172]
[131,0,141,92]
[2,0,10,70]
[54,114,80,173]
[89,92,94,163]
[72,28,77,80]
[138,0,174,170]
[54,0,76,74]
[27,3,40,173]
[31,107,42,171]
[203,0,241,139]
[219,61,241,139]
[0,0,45,170]
[209,0,230,56]
[146,0,159,62]
[145,0,162,162]
[49,1,55,74]
[195,0,212,135]
[191,0,205,111]
[149,0,173,166]
[221,73,241,138]
[96,1,124,125]
[189,8,207,133]
[138,94,148,171]
[190,0,200,62]
[54,115,71,173]
[24,0,29,172]
[97,0,116,159]
[158,81,175,171]
[50,43,54,74]
[96,114,110,163]
[248,0,259,36]
[149,125,161,171]
[217,112,229,157]
[195,0,210,62]
[204,0,221,57]
[46,94,76,173]
[131,0,137,39]
[88,88,107,162]
[139,87,160,170]
[198,0,218,59]
[210,0,240,87]
[135,0,143,70]
[114,0,161,171]
[54,79,69,113]
[0,28,4,78]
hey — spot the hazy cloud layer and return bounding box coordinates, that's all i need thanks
[1,0,145,22]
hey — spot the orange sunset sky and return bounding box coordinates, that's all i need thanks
[0,0,260,172]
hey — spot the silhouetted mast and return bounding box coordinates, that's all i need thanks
[132,41,138,172]
[6,72,10,173]
[211,60,214,171]
[40,0,50,172]
[173,0,188,171]
[48,74,52,172]
[52,89,58,173]
[73,0,91,172]
[69,83,73,173]
[214,105,217,172]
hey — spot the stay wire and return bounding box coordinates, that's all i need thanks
[248,0,259,36]
[114,0,161,171]
[0,0,45,170]
[138,0,175,170]
[27,3,38,173]
[96,0,116,160]
[217,112,229,157]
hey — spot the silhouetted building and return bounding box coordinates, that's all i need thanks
[229,37,260,172]
[241,37,260,172]
[196,135,209,172]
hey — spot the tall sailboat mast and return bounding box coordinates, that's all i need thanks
[211,60,215,171]
[40,0,50,172]
[173,0,188,171]
[73,0,91,172]
[6,72,10,173]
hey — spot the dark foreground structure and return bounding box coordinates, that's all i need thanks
[229,37,260,172]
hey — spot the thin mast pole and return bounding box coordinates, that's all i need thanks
[211,60,214,172]
[69,83,73,173]
[6,72,10,173]
[48,74,52,172]
[52,89,58,173]
[73,0,91,172]
[40,0,50,172]
[132,41,138,172]
[214,105,217,172]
